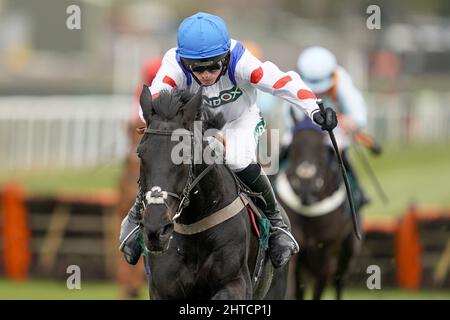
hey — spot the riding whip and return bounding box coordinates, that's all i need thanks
[317,100,362,240]
[353,131,382,155]
[352,140,389,205]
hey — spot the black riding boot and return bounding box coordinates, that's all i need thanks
[236,163,299,268]
[119,192,144,265]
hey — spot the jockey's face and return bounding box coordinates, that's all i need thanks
[192,68,223,86]
[185,57,225,87]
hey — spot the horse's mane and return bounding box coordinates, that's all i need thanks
[152,89,193,121]
[201,108,226,131]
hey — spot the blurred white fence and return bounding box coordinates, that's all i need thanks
[365,91,450,144]
[0,95,134,169]
[0,91,449,170]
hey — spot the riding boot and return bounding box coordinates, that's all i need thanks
[119,191,145,265]
[236,163,299,268]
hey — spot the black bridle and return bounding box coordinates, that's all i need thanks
[140,127,216,221]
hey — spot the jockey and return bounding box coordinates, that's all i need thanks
[283,46,369,212]
[119,12,338,268]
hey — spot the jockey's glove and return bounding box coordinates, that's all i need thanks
[313,107,338,131]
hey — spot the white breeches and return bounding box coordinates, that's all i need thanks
[221,107,264,171]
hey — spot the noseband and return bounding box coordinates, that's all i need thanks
[140,127,216,221]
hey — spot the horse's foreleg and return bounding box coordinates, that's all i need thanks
[334,277,343,300]
[295,254,307,300]
[148,281,161,300]
[312,252,333,300]
[334,233,358,300]
[313,275,328,300]
[212,276,250,300]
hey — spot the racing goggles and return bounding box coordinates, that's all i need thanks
[189,60,223,73]
[182,53,228,74]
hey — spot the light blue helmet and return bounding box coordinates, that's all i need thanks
[176,12,231,59]
[297,47,337,94]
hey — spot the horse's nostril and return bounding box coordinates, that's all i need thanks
[146,229,158,241]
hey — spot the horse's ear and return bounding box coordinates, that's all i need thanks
[182,86,203,128]
[139,84,153,123]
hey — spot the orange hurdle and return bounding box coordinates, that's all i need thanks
[0,181,31,280]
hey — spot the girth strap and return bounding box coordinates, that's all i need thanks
[173,194,249,235]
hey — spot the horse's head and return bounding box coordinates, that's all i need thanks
[137,85,204,253]
[286,116,339,205]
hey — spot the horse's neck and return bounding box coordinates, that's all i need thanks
[292,143,342,197]
[179,164,238,225]
[323,162,341,195]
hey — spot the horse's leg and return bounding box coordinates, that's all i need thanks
[148,280,161,300]
[264,263,288,300]
[211,275,250,300]
[334,233,358,300]
[295,253,308,300]
[312,249,333,300]
[334,275,343,300]
[312,272,329,300]
[285,257,296,299]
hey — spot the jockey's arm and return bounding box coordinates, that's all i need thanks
[235,49,321,120]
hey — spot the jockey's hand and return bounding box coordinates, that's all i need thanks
[206,132,226,156]
[313,107,338,131]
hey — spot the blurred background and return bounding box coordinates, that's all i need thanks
[0,0,450,299]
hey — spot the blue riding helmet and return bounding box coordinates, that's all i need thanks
[176,12,231,60]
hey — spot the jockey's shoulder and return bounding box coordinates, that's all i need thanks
[163,48,178,60]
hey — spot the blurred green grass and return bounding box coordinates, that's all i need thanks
[0,163,123,196]
[321,287,450,300]
[0,278,124,300]
[0,278,449,300]
[1,143,450,219]
[352,143,450,219]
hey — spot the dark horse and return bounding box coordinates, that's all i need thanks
[136,85,288,299]
[275,116,361,300]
